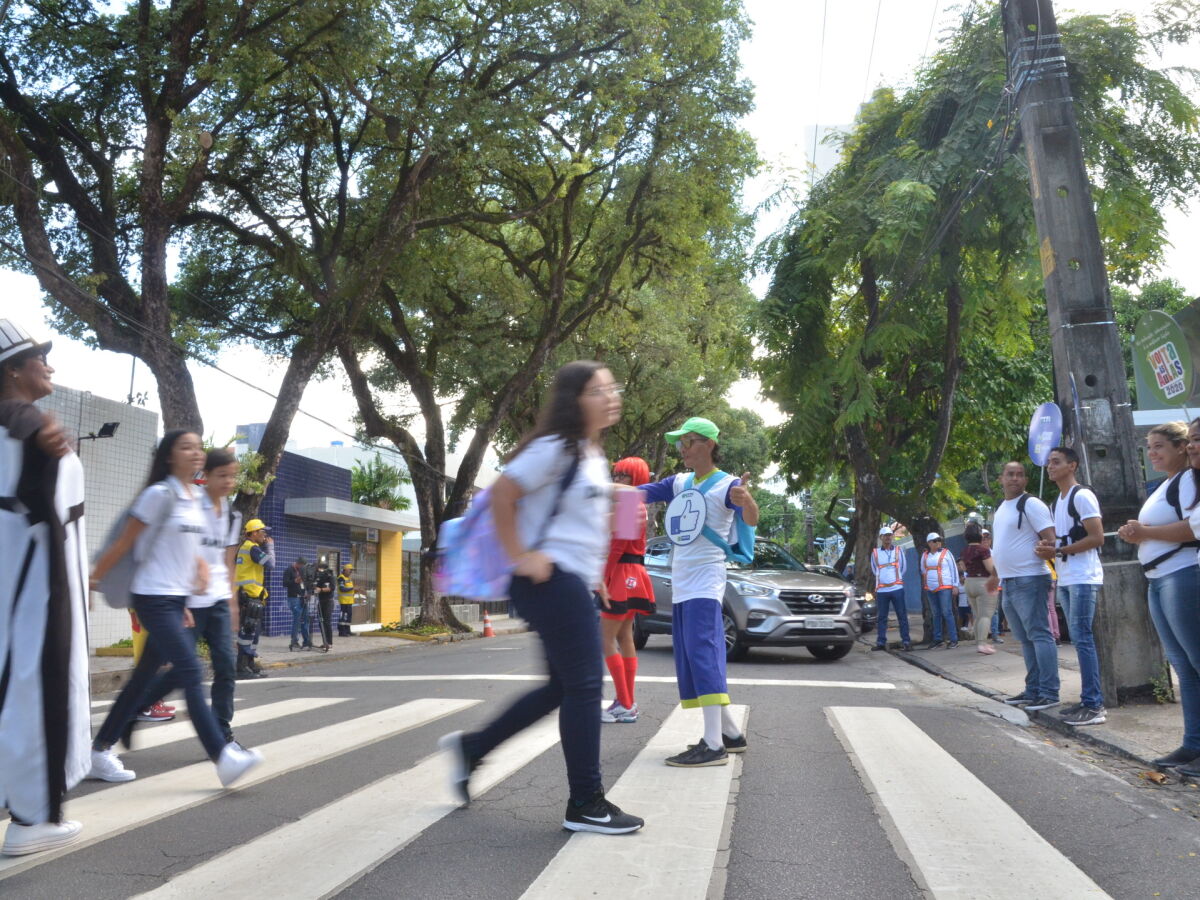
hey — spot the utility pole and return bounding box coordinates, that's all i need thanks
[801,489,816,564]
[1003,0,1162,703]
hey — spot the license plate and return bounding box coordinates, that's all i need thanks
[805,616,836,629]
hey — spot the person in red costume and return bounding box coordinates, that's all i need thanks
[599,457,656,723]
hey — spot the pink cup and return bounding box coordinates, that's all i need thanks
[614,490,644,540]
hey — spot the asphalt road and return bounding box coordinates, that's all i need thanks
[5,633,1200,899]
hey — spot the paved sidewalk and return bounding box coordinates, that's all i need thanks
[875,615,1186,766]
[90,614,528,695]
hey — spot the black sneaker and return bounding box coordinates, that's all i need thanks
[666,741,728,768]
[1058,702,1085,718]
[871,644,886,651]
[928,641,945,650]
[1154,747,1200,769]
[1024,697,1060,712]
[563,791,644,834]
[1003,693,1032,706]
[1061,705,1106,726]
[439,731,479,805]
[901,642,912,651]
[722,733,748,754]
[947,642,959,649]
[1178,761,1200,781]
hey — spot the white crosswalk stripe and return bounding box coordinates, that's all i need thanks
[826,706,1111,899]
[239,674,897,690]
[116,698,348,753]
[522,705,748,900]
[0,698,479,881]
[134,716,562,898]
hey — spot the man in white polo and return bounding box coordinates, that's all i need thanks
[870,527,911,651]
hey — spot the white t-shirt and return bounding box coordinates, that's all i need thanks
[1139,472,1199,579]
[991,493,1055,580]
[1053,485,1104,586]
[503,436,611,587]
[641,471,743,602]
[129,477,206,597]
[190,493,243,608]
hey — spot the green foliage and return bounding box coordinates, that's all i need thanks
[758,2,1200,536]
[351,454,412,511]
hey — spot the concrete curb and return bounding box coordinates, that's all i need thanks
[89,622,530,695]
[886,641,1160,769]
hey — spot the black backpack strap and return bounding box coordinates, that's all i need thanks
[535,452,581,548]
[1166,471,1185,520]
[1142,473,1200,573]
[1015,492,1030,530]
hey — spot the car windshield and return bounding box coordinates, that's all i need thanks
[729,541,805,571]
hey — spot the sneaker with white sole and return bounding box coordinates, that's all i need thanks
[88,748,136,782]
[600,701,633,724]
[439,731,479,805]
[137,703,175,722]
[666,741,728,767]
[2,820,83,856]
[562,791,644,834]
[1024,697,1060,712]
[216,742,264,787]
[1061,705,1106,726]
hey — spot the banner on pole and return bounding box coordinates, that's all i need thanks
[1028,402,1063,467]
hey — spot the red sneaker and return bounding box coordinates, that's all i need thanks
[137,703,175,722]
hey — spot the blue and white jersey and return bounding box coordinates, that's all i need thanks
[641,471,744,602]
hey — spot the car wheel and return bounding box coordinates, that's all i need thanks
[632,613,649,650]
[808,643,853,661]
[724,609,748,662]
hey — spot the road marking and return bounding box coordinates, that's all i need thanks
[118,698,348,753]
[826,707,1110,899]
[0,698,479,881]
[521,705,748,900]
[134,717,561,898]
[240,675,895,690]
[89,696,246,728]
[91,699,113,710]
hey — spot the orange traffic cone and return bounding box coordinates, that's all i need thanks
[482,609,495,638]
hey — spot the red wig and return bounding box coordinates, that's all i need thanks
[613,456,651,487]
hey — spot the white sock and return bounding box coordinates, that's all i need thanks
[720,705,742,740]
[702,706,722,750]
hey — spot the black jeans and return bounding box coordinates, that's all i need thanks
[95,594,226,760]
[467,566,603,802]
[316,594,334,646]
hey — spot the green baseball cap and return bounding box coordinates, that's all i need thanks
[665,416,720,444]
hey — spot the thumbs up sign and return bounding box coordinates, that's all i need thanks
[729,472,754,507]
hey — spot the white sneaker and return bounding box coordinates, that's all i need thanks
[600,702,632,724]
[216,742,264,787]
[88,749,136,782]
[2,820,83,856]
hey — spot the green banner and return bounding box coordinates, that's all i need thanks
[1134,310,1193,407]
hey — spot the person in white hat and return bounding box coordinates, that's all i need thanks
[0,320,90,856]
[920,533,961,649]
[870,526,911,651]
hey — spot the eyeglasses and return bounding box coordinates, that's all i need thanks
[675,436,708,451]
[584,383,624,398]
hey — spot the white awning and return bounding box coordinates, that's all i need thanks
[284,497,420,532]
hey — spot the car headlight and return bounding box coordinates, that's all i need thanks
[735,582,773,597]
[746,610,770,626]
[842,585,857,599]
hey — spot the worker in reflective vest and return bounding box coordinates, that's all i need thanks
[234,518,275,677]
[870,527,911,651]
[337,564,355,637]
[920,533,961,648]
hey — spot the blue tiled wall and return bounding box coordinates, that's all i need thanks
[254,451,351,636]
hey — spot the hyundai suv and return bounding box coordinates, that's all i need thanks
[632,537,867,661]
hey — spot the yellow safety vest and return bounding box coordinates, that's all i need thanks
[338,574,355,605]
[235,539,267,599]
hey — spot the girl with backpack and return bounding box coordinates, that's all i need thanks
[1118,421,1200,773]
[88,431,264,787]
[599,456,655,723]
[439,361,643,835]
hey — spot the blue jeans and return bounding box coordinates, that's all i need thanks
[929,589,957,642]
[875,589,910,645]
[288,595,311,645]
[1058,583,1104,708]
[95,594,227,759]
[142,600,237,733]
[1003,574,1059,701]
[467,566,602,802]
[1147,565,1200,750]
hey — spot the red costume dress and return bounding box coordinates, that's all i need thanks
[602,527,655,619]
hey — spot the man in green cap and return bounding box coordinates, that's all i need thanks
[638,417,759,767]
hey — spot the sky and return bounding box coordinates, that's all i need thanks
[3,0,1197,456]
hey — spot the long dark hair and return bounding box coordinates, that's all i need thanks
[508,360,607,462]
[964,522,982,544]
[146,429,195,487]
[1188,417,1200,510]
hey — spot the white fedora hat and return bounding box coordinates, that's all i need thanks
[0,319,52,367]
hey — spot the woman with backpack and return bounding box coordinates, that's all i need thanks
[0,321,90,856]
[1119,421,1200,775]
[439,360,643,835]
[89,431,264,787]
[600,456,655,723]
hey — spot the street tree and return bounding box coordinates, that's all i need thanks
[351,453,412,511]
[758,2,1200,571]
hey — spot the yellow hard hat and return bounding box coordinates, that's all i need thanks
[342,563,353,571]
[244,518,269,533]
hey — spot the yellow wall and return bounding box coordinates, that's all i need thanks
[378,530,404,625]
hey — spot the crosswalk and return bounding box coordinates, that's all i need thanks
[1,688,1115,898]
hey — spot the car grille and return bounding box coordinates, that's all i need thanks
[779,591,846,615]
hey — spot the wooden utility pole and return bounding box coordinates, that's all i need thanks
[1002,0,1162,703]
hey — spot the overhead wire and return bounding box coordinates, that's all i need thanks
[861,0,884,104]
[810,0,829,189]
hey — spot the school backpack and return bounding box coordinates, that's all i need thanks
[1141,470,1200,573]
[94,483,180,609]
[433,455,579,601]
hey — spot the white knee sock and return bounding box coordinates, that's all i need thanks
[720,705,742,740]
[702,705,723,750]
